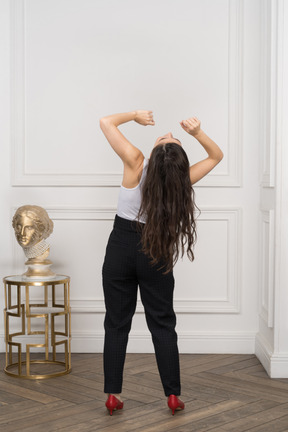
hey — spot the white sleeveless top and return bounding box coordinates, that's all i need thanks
[117,158,148,223]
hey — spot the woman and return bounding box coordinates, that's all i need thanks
[100,110,223,416]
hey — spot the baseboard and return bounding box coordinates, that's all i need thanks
[0,331,256,354]
[177,331,256,354]
[255,333,272,375]
[3,332,288,378]
[255,333,288,378]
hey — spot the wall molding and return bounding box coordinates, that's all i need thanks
[11,205,242,314]
[49,206,241,313]
[0,330,256,354]
[259,209,275,328]
[259,0,277,188]
[255,332,288,378]
[63,330,256,354]
[11,0,243,187]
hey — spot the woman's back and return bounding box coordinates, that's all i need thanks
[117,158,148,223]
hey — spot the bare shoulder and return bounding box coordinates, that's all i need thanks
[122,153,145,188]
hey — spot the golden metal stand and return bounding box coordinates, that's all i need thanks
[3,275,71,379]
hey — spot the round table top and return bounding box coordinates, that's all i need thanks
[3,275,70,286]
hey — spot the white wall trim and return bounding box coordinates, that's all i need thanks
[45,206,241,313]
[74,330,255,354]
[273,0,288,355]
[226,0,243,187]
[255,331,273,376]
[256,0,288,378]
[11,205,241,313]
[11,0,243,187]
[255,332,288,378]
[259,209,275,328]
[260,0,277,188]
[0,330,256,354]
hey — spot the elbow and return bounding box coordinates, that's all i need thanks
[211,151,224,166]
[99,117,116,131]
[216,150,224,162]
[99,117,112,131]
[99,117,107,130]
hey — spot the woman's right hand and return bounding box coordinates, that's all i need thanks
[180,117,201,136]
[135,110,155,126]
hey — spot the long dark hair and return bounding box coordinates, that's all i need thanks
[138,143,198,273]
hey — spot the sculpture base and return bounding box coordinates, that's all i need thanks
[23,260,56,281]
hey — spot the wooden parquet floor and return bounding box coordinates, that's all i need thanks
[1,353,288,431]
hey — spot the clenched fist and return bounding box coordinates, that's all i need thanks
[180,117,201,136]
[135,110,155,126]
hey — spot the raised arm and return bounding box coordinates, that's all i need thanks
[99,110,155,168]
[180,117,224,185]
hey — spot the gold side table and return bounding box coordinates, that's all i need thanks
[3,275,71,379]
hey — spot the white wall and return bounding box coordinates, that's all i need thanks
[1,0,262,355]
[255,0,288,377]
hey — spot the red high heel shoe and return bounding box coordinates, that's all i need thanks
[105,394,124,416]
[167,395,185,415]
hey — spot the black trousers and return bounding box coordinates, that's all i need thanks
[102,215,181,397]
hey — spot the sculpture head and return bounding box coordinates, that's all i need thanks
[12,205,53,249]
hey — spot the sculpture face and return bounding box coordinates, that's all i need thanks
[14,214,42,248]
[12,205,55,279]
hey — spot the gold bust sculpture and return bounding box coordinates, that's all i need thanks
[12,205,56,279]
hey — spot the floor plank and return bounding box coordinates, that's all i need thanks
[1,353,288,431]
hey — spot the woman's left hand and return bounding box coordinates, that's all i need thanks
[180,117,201,136]
[135,110,155,126]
